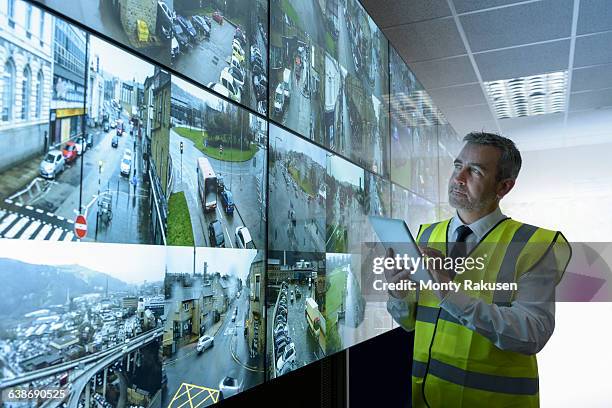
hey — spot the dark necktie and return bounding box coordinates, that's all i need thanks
[450,225,473,260]
[448,225,473,279]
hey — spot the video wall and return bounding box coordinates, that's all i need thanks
[0,0,461,406]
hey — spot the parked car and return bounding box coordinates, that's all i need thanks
[196,335,214,353]
[206,82,230,99]
[62,141,78,163]
[212,11,224,25]
[75,136,87,155]
[227,66,244,89]
[192,15,211,38]
[120,154,132,176]
[276,343,297,373]
[111,135,119,148]
[232,39,245,56]
[256,100,266,115]
[252,60,265,76]
[220,190,235,214]
[208,220,225,247]
[219,70,241,102]
[176,15,197,42]
[232,48,245,64]
[234,28,246,46]
[253,74,267,100]
[39,150,65,179]
[235,226,254,249]
[86,133,93,148]
[173,23,190,49]
[218,376,241,400]
[217,174,225,193]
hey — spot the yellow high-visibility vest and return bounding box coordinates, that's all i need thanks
[411,217,571,407]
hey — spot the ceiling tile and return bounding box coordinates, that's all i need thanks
[428,84,488,110]
[571,64,612,92]
[569,88,612,111]
[441,104,498,135]
[384,17,466,62]
[453,0,528,14]
[475,40,570,81]
[359,0,451,28]
[574,32,612,67]
[408,55,478,89]
[577,0,612,35]
[460,0,573,52]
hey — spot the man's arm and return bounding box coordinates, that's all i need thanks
[387,293,417,332]
[439,249,559,355]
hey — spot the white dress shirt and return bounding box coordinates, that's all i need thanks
[387,207,559,355]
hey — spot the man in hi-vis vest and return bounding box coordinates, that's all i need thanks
[386,132,571,407]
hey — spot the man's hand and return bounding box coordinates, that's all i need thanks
[384,247,414,299]
[418,246,453,300]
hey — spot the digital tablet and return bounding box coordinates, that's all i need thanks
[369,216,433,284]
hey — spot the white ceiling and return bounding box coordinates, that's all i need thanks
[360,0,612,149]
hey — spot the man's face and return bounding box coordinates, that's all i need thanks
[448,143,501,211]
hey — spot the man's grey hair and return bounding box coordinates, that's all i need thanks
[463,131,522,180]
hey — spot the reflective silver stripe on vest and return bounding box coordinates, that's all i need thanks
[428,358,539,395]
[492,223,539,305]
[416,305,439,324]
[416,306,461,325]
[412,360,427,378]
[418,222,439,245]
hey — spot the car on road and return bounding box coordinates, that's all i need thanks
[218,376,241,400]
[192,15,210,38]
[62,141,78,163]
[120,154,132,176]
[196,335,214,353]
[110,121,116,129]
[208,220,225,247]
[111,135,119,148]
[220,189,235,214]
[235,226,254,249]
[75,136,87,155]
[176,15,197,42]
[277,343,296,373]
[212,11,224,25]
[295,288,301,298]
[206,82,230,99]
[290,291,294,303]
[104,123,110,132]
[86,133,94,148]
[39,150,65,179]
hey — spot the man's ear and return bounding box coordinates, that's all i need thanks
[496,178,515,199]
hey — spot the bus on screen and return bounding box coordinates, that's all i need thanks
[197,157,217,212]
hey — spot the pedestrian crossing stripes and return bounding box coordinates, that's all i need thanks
[0,210,77,242]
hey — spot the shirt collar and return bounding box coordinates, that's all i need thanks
[450,207,507,242]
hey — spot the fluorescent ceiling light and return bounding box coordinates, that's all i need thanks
[389,90,448,127]
[484,71,567,119]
